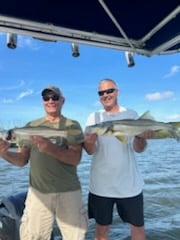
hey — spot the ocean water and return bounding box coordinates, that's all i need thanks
[0,139,179,240]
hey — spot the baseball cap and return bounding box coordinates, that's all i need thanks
[41,85,63,97]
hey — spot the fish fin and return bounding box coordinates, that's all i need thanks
[115,135,128,143]
[99,127,110,135]
[139,110,155,120]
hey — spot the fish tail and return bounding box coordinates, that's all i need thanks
[169,122,180,142]
[175,129,180,141]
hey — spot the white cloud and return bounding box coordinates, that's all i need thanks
[0,80,25,91]
[145,91,174,101]
[163,65,180,78]
[168,113,180,120]
[0,87,34,103]
[167,114,180,121]
[16,89,33,100]
[94,100,101,107]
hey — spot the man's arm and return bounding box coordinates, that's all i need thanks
[133,136,147,153]
[133,130,154,153]
[83,133,97,155]
[0,139,30,166]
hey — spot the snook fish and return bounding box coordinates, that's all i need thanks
[0,126,81,143]
[85,111,180,143]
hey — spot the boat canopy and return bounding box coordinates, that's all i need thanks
[0,0,179,56]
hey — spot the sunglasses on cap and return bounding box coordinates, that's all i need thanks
[42,95,60,101]
[98,88,116,96]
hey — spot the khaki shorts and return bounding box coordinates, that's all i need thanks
[20,187,88,240]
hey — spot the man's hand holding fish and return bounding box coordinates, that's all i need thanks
[133,130,155,153]
[84,133,98,154]
[30,135,53,153]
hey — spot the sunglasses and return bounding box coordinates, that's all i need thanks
[98,88,116,96]
[42,95,60,101]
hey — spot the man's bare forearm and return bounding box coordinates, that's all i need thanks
[1,150,29,166]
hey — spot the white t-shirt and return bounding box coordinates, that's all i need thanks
[85,106,144,198]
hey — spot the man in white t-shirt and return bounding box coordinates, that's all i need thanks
[83,79,154,240]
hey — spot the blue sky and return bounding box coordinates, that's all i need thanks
[0,33,180,129]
